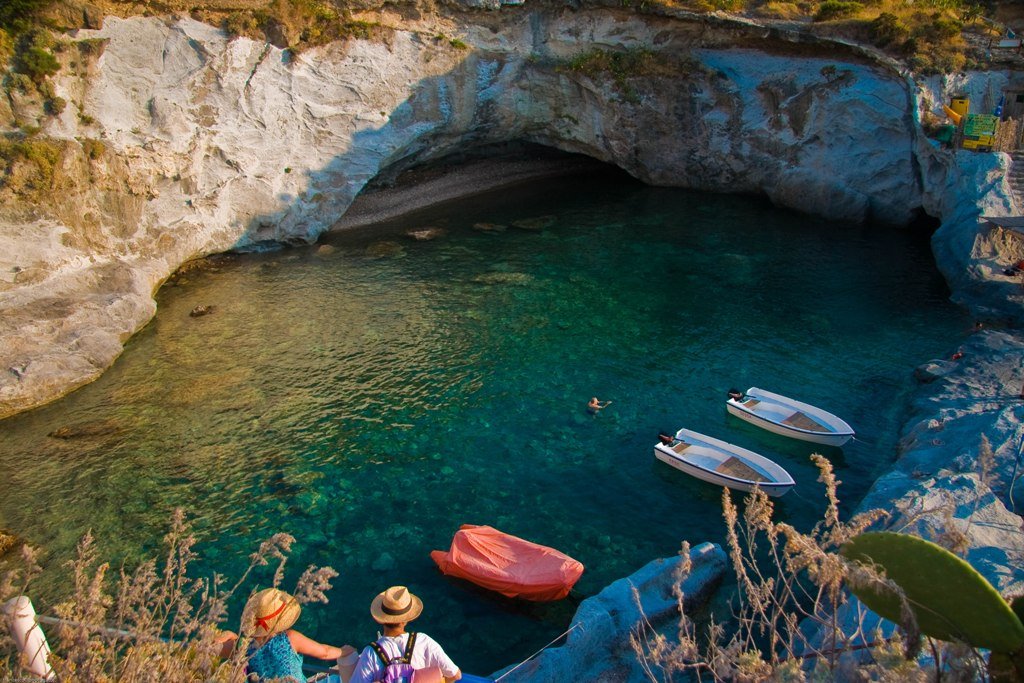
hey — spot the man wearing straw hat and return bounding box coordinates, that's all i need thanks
[349,585,461,683]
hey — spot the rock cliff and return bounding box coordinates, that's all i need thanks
[2,7,930,417]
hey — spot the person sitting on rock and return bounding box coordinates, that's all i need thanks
[241,587,355,682]
[349,585,461,683]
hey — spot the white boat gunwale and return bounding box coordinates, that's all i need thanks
[726,386,854,445]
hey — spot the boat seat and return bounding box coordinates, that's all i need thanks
[715,456,768,482]
[742,399,760,408]
[672,441,690,453]
[782,411,829,432]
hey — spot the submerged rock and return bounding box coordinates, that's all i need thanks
[471,271,533,286]
[472,222,507,233]
[48,418,123,439]
[189,305,214,317]
[913,359,957,383]
[0,530,22,558]
[365,241,405,259]
[405,227,447,241]
[510,216,555,231]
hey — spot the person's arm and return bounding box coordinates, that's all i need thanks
[420,634,460,681]
[286,629,353,661]
[213,630,238,659]
[347,646,380,683]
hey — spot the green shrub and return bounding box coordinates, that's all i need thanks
[223,12,260,39]
[6,72,34,93]
[44,95,65,116]
[337,20,385,42]
[913,13,963,42]
[76,38,106,57]
[697,0,745,9]
[16,45,58,82]
[870,12,910,47]
[81,138,105,160]
[0,136,63,196]
[0,0,48,33]
[814,0,863,21]
[563,47,682,103]
[0,28,12,65]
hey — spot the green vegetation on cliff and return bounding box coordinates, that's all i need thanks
[670,0,984,73]
[221,0,393,52]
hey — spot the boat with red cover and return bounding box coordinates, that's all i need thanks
[430,524,584,601]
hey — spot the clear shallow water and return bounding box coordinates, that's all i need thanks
[0,172,969,674]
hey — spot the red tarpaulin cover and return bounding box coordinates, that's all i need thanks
[430,524,584,601]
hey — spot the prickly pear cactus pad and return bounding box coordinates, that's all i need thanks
[842,531,1024,652]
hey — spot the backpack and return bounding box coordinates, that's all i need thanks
[369,632,418,683]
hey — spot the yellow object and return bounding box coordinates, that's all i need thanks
[942,105,962,126]
[950,97,970,118]
[962,113,997,151]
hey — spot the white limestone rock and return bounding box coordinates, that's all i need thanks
[497,542,728,683]
[855,330,1024,596]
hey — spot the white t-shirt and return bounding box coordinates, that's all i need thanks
[349,632,459,683]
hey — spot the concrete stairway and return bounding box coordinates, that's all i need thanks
[1009,151,1024,212]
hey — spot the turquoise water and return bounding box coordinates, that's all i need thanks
[0,171,969,674]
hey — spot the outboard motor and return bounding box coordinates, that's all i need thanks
[727,388,744,401]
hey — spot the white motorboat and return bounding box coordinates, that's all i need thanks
[726,387,855,447]
[653,428,795,497]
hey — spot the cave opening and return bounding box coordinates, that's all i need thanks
[331,141,636,232]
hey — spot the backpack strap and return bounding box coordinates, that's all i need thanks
[400,632,417,663]
[369,641,392,667]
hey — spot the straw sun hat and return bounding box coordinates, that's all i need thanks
[243,588,301,636]
[370,586,423,624]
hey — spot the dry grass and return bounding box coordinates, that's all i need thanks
[1,509,339,682]
[653,0,985,73]
[630,453,994,680]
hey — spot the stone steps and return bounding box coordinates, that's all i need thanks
[1009,153,1024,211]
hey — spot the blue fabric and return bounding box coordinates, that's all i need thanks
[247,631,305,682]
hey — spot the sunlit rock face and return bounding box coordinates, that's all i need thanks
[0,7,970,417]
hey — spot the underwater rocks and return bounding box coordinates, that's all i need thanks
[0,530,23,558]
[47,418,123,439]
[405,227,447,241]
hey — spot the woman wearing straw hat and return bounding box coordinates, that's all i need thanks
[349,586,461,683]
[241,587,356,682]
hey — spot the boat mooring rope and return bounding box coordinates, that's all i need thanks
[493,621,583,682]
